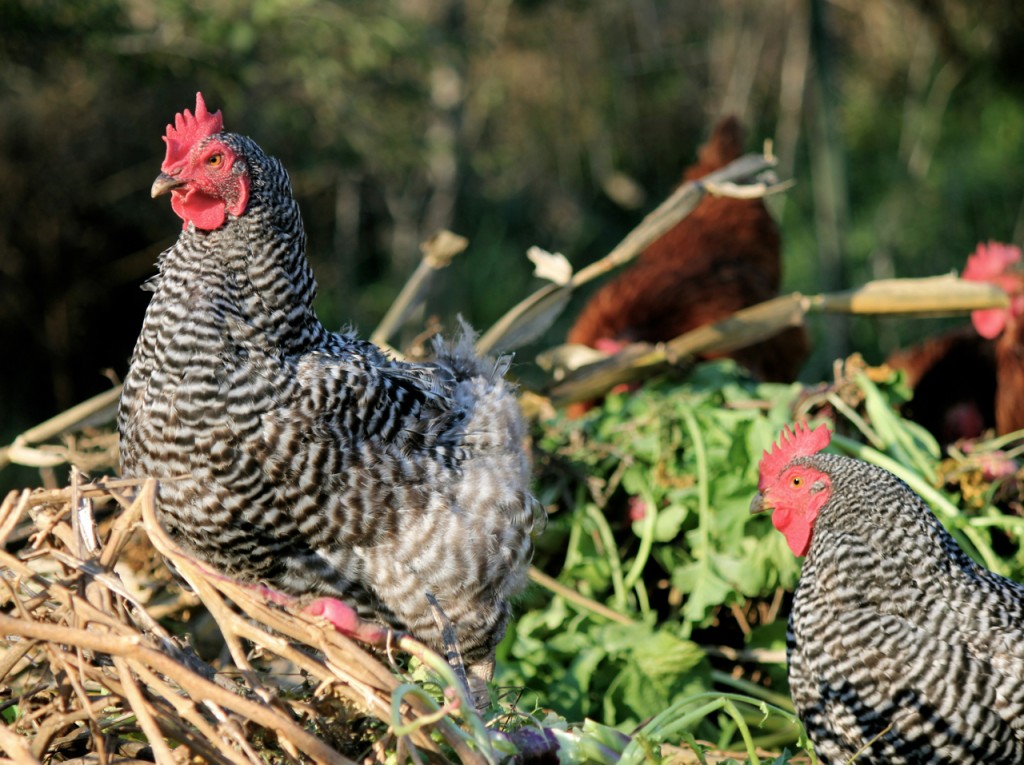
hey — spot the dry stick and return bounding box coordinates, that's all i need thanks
[5,561,214,736]
[0,640,36,683]
[169,558,260,677]
[0,615,354,765]
[141,499,359,702]
[126,496,324,757]
[126,663,250,765]
[69,469,84,560]
[201,702,271,765]
[98,487,145,569]
[104,485,142,512]
[174,571,367,759]
[0,387,122,470]
[316,641,483,764]
[295,608,484,759]
[0,723,42,765]
[230,607,399,725]
[545,277,1010,407]
[812,273,1008,314]
[572,154,779,288]
[32,643,92,759]
[95,675,240,765]
[3,530,264,764]
[201,595,460,759]
[12,557,117,763]
[135,480,458,758]
[11,697,122,759]
[23,476,473,759]
[476,151,780,355]
[264,605,399,692]
[50,487,197,658]
[0,490,31,544]
[21,478,149,509]
[110,656,176,765]
[230,590,468,760]
[370,229,468,347]
[15,706,74,761]
[8,559,141,640]
[173,552,376,686]
[547,293,808,406]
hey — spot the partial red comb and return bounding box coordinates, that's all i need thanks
[962,241,1021,283]
[161,92,224,172]
[758,422,831,483]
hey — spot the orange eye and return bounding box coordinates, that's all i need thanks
[207,154,224,167]
[791,476,803,487]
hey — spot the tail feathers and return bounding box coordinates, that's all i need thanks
[432,317,514,382]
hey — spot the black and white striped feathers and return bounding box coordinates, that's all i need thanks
[758,444,1024,764]
[119,114,537,684]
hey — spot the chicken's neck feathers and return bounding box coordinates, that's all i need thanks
[807,456,968,561]
[151,133,326,355]
[800,453,1024,615]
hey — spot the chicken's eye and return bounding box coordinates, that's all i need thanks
[207,154,224,167]
[791,476,803,488]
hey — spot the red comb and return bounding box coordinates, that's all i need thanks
[962,241,1022,283]
[161,92,224,172]
[758,422,831,482]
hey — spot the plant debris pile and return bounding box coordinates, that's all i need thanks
[0,478,513,764]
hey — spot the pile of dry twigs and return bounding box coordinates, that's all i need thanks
[0,477,517,764]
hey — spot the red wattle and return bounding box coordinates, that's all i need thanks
[972,308,1008,340]
[771,506,812,557]
[786,522,813,557]
[771,506,790,532]
[171,188,227,231]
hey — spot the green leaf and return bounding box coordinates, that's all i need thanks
[651,503,689,542]
[631,629,705,677]
[711,552,767,597]
[674,560,735,623]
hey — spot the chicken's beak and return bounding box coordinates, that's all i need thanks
[750,492,769,515]
[151,172,186,198]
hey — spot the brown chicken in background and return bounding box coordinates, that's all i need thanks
[886,241,1024,444]
[566,117,809,414]
[885,327,996,444]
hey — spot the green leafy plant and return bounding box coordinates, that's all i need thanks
[496,358,1024,762]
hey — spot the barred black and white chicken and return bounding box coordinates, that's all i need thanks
[752,422,1024,763]
[118,93,538,700]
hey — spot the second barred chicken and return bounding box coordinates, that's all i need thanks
[753,422,1024,763]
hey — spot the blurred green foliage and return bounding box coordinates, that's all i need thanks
[500,360,1024,758]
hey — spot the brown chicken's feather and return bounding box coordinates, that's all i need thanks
[886,243,1024,443]
[993,302,1024,434]
[886,327,997,443]
[566,116,808,412]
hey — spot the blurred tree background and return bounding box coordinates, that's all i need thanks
[2,0,1023,487]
